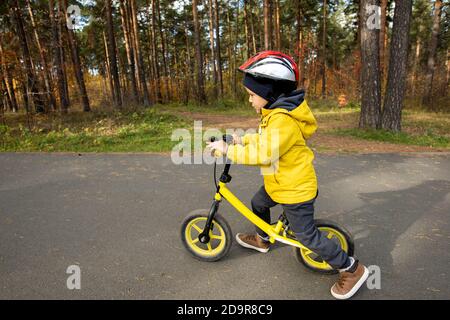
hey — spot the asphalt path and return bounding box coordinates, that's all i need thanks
[0,152,449,299]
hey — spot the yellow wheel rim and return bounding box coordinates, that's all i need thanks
[300,227,349,270]
[185,217,226,257]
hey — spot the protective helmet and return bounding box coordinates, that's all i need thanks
[238,50,299,84]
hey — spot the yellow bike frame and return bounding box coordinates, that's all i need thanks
[214,181,316,256]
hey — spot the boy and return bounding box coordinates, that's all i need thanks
[207,51,369,300]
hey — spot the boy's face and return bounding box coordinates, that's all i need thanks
[245,88,268,114]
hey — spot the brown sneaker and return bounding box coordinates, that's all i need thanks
[331,259,369,300]
[235,233,270,253]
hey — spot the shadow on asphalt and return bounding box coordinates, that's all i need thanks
[219,178,450,281]
[342,179,450,277]
[225,241,288,262]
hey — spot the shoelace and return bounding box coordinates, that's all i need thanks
[337,273,350,288]
[243,234,256,242]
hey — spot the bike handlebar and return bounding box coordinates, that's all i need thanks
[210,135,233,185]
[210,134,234,145]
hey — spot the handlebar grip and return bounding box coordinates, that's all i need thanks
[223,134,233,145]
[210,134,233,144]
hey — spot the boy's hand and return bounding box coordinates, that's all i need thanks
[232,134,242,145]
[206,140,228,156]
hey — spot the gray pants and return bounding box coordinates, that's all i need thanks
[252,186,350,269]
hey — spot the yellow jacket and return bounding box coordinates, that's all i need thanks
[227,90,318,204]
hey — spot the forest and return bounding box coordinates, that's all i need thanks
[0,0,449,152]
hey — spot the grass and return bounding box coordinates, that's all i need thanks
[1,98,448,152]
[333,127,450,149]
[402,110,450,136]
[310,105,450,149]
[154,98,256,117]
[0,108,190,152]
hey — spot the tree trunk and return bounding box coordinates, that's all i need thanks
[205,53,210,82]
[119,0,139,103]
[50,0,69,112]
[0,80,4,110]
[59,5,71,107]
[0,40,19,112]
[183,5,194,104]
[227,9,232,94]
[249,0,257,54]
[232,3,239,96]
[164,31,174,100]
[156,0,170,102]
[26,0,57,111]
[268,0,273,49]
[296,1,305,89]
[126,0,138,99]
[100,64,108,99]
[2,78,11,112]
[321,0,327,99]
[192,0,207,103]
[359,0,382,129]
[257,4,264,52]
[172,36,180,102]
[150,0,162,103]
[243,0,251,59]
[446,49,450,94]
[119,53,128,96]
[207,0,218,99]
[274,0,281,51]
[143,1,155,101]
[0,79,5,119]
[306,31,313,91]
[12,0,45,113]
[105,0,122,107]
[355,0,362,99]
[411,28,422,97]
[5,73,18,112]
[312,56,317,97]
[102,31,114,103]
[380,0,387,82]
[382,0,412,132]
[62,0,90,112]
[263,0,271,50]
[213,0,223,97]
[130,0,151,106]
[423,0,442,107]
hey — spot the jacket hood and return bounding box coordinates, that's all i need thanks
[265,89,306,111]
[261,89,317,139]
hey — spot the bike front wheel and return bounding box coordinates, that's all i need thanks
[181,210,232,262]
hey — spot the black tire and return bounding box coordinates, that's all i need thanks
[181,210,232,262]
[294,219,354,275]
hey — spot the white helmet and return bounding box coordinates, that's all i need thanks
[238,50,299,83]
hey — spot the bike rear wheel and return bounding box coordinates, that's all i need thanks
[293,219,354,274]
